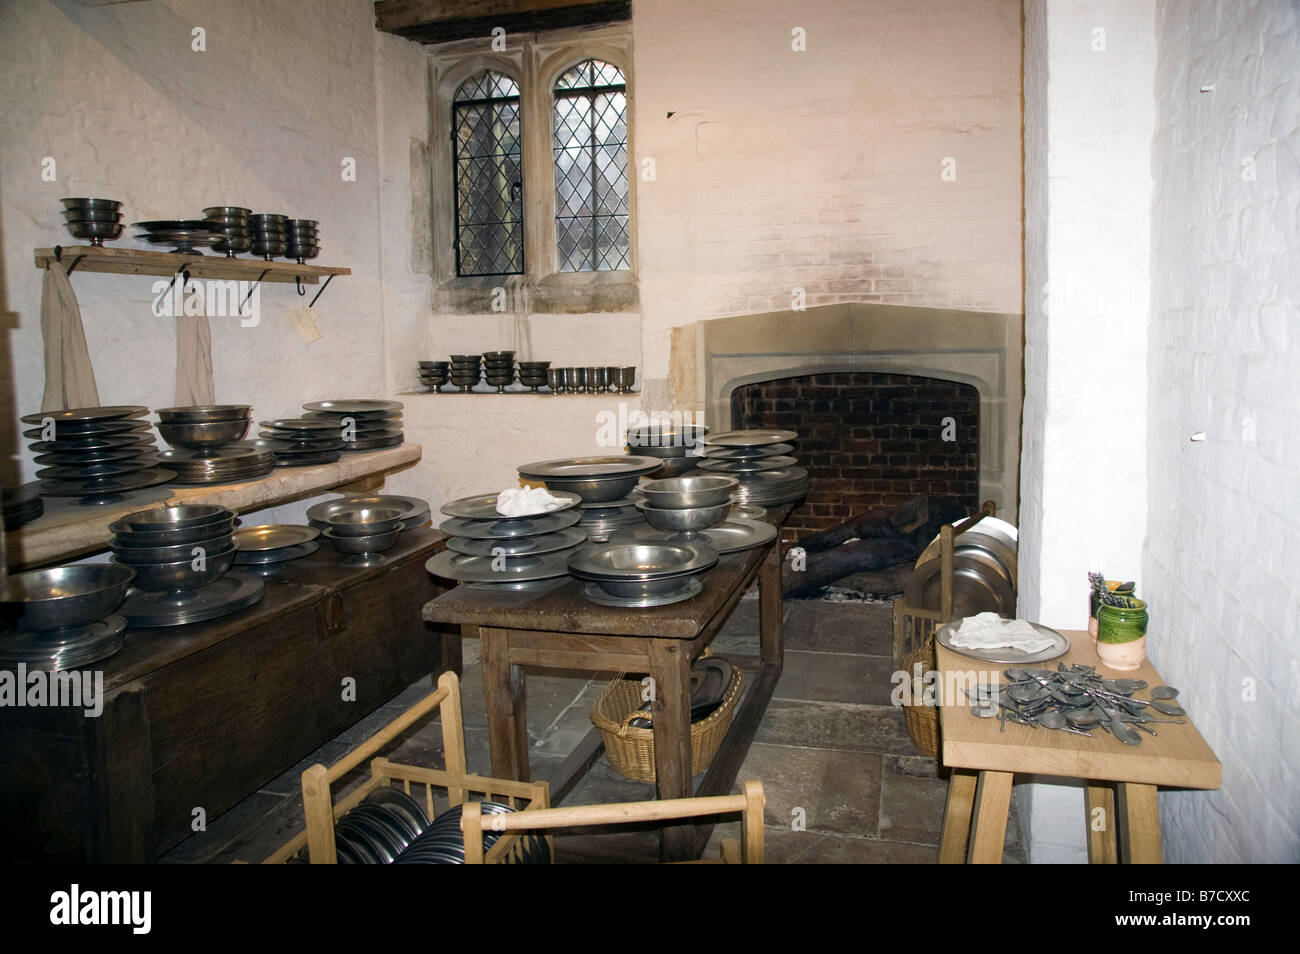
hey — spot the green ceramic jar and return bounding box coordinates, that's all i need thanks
[1097,599,1148,644]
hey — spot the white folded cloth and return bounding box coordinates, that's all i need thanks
[496,486,569,517]
[950,612,1057,654]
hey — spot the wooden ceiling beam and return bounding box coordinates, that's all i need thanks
[375,0,630,44]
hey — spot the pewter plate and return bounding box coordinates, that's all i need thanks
[302,400,404,416]
[118,572,264,627]
[0,614,127,670]
[701,443,794,460]
[425,549,572,584]
[936,620,1070,665]
[20,406,149,425]
[308,495,429,527]
[516,456,662,479]
[700,429,798,448]
[233,540,319,565]
[340,434,405,451]
[446,527,588,557]
[438,509,582,539]
[610,517,776,555]
[695,456,798,473]
[582,576,703,608]
[260,418,340,432]
[441,490,581,521]
[567,541,718,580]
[234,524,320,552]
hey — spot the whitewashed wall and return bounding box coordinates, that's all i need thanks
[1145,0,1300,863]
[0,0,390,503]
[631,0,1024,400]
[1019,0,1155,862]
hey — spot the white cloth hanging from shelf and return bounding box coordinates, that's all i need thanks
[39,260,100,412]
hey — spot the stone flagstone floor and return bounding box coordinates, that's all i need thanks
[162,594,1025,864]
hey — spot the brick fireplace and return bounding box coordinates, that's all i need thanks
[670,301,1023,525]
[730,372,980,538]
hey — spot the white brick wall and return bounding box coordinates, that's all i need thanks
[1146,0,1300,863]
[1020,0,1156,862]
[632,0,1024,385]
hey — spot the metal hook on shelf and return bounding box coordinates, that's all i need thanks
[307,273,335,309]
[51,245,86,276]
[151,266,189,313]
[296,276,305,296]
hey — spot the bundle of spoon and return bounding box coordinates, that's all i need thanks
[964,662,1186,746]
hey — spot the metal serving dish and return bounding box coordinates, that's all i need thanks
[637,475,737,509]
[306,495,429,530]
[325,507,404,537]
[2,564,136,632]
[567,541,717,581]
[517,456,662,503]
[636,500,731,536]
[115,542,237,593]
[110,516,236,547]
[155,405,251,423]
[157,418,251,454]
[114,504,234,534]
[904,554,1016,619]
[112,533,235,564]
[322,524,404,554]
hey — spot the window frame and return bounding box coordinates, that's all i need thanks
[427,26,636,301]
[451,69,525,277]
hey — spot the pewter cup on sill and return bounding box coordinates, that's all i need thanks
[547,367,563,393]
[616,367,636,393]
[571,368,586,394]
[585,367,603,394]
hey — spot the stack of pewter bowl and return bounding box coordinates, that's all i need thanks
[61,197,124,247]
[449,354,482,393]
[622,475,779,555]
[696,429,809,508]
[286,219,319,264]
[1,564,135,670]
[568,539,718,608]
[320,505,406,567]
[22,405,174,507]
[626,423,708,479]
[154,406,274,484]
[418,361,450,392]
[518,361,550,392]
[109,505,263,627]
[203,207,252,257]
[428,491,585,591]
[483,351,516,393]
[249,213,287,260]
[301,400,403,453]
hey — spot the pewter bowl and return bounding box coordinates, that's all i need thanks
[326,507,405,536]
[110,516,236,548]
[2,564,136,632]
[636,500,731,537]
[111,532,235,564]
[637,475,737,509]
[567,541,717,581]
[115,543,237,593]
[323,525,403,554]
[156,405,252,423]
[157,418,251,455]
[517,456,662,503]
[114,504,235,533]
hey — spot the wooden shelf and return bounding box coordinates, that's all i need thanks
[5,443,422,571]
[34,245,350,284]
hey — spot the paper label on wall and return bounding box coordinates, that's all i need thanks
[288,304,322,344]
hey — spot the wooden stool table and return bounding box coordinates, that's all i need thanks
[935,631,1221,863]
[423,507,788,862]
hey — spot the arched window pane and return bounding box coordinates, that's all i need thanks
[454,70,523,276]
[553,59,629,272]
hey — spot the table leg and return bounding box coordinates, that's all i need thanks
[480,627,530,782]
[759,537,784,666]
[938,769,977,863]
[967,770,1012,863]
[1085,781,1119,864]
[649,638,694,862]
[1117,782,1162,863]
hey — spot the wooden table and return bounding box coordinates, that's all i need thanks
[935,631,1221,863]
[423,507,788,862]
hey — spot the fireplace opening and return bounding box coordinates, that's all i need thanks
[730,372,980,542]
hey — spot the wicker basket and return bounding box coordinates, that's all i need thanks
[893,600,943,759]
[592,663,744,783]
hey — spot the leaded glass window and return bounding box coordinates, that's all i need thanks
[454,70,523,276]
[553,59,630,272]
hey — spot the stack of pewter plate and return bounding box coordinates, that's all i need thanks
[259,417,345,465]
[0,564,134,670]
[428,491,585,591]
[626,423,708,480]
[2,486,44,531]
[517,456,662,544]
[696,429,809,508]
[233,524,320,576]
[154,406,274,484]
[22,405,174,507]
[301,400,404,453]
[568,540,719,608]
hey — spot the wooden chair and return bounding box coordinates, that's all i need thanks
[460,780,767,864]
[263,670,766,864]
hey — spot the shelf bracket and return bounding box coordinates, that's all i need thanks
[241,269,270,310]
[151,267,190,313]
[308,273,335,309]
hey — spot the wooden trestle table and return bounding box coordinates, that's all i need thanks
[935,630,1221,863]
[423,506,789,861]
